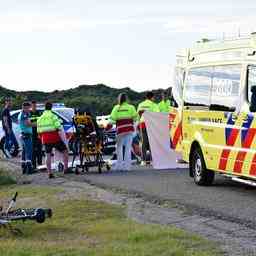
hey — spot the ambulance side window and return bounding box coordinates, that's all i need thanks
[184,67,212,107]
[210,65,241,112]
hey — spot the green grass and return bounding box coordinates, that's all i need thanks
[0,186,222,256]
[0,169,16,186]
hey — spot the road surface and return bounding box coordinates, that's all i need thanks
[78,166,256,228]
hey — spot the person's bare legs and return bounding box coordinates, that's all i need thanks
[63,150,69,172]
[46,153,52,175]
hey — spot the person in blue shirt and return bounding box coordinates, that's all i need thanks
[18,102,35,174]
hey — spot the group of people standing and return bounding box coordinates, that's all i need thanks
[1,90,173,178]
[110,90,173,171]
[1,98,70,179]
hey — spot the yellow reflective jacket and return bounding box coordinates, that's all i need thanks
[110,102,138,135]
[158,100,171,113]
[110,102,137,122]
[37,110,62,134]
[137,99,159,123]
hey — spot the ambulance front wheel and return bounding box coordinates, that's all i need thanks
[190,146,215,186]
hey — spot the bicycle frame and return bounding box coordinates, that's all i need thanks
[0,192,52,232]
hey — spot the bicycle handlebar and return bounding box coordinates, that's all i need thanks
[6,192,18,214]
[12,192,18,202]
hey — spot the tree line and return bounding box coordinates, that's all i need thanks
[0,84,167,115]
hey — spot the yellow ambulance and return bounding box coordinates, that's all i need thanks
[174,33,256,186]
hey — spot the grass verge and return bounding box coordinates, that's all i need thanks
[0,185,222,256]
[0,168,16,186]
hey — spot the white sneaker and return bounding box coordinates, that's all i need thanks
[140,161,146,166]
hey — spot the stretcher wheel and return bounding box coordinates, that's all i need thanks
[57,163,64,172]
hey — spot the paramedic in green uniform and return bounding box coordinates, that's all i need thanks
[158,91,171,113]
[137,92,159,165]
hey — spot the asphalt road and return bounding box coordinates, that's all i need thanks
[80,166,256,227]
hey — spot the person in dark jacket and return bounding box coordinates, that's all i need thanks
[30,100,43,169]
[1,97,19,158]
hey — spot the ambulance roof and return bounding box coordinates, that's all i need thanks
[191,37,251,54]
[177,34,256,66]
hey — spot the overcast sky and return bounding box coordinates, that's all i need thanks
[0,0,256,92]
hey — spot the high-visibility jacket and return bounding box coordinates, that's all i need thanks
[110,102,138,135]
[37,110,62,144]
[137,99,159,128]
[158,100,171,113]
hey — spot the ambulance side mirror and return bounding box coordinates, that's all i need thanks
[250,86,256,113]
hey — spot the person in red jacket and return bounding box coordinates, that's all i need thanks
[37,102,69,179]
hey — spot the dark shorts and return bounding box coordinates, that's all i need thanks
[44,141,67,154]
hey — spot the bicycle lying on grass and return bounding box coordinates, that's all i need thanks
[0,192,52,234]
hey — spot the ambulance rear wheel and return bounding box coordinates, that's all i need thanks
[191,147,214,186]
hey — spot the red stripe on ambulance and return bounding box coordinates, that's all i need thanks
[218,128,239,171]
[233,128,256,173]
[250,154,256,176]
[172,122,182,149]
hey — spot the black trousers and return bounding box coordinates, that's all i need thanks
[140,127,151,162]
[32,137,43,169]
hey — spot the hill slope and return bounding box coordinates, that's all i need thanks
[0,84,167,115]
